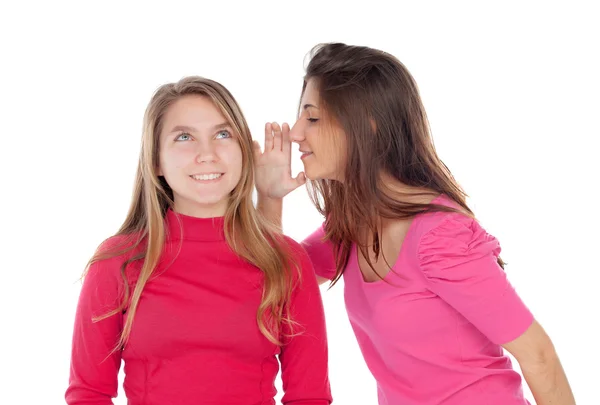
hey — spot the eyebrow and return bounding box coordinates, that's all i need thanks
[169,122,231,133]
[211,122,232,131]
[303,103,319,110]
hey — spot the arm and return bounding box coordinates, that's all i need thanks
[502,321,576,405]
[300,225,337,285]
[256,194,329,292]
[279,242,332,405]
[257,194,283,230]
[254,122,305,229]
[255,122,332,284]
[418,214,575,404]
[65,255,124,405]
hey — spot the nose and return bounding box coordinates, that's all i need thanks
[289,119,305,143]
[195,140,217,163]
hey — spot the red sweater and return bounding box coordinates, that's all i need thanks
[66,209,332,405]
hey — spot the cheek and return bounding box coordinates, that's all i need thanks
[303,127,320,149]
[305,126,319,138]
[157,148,170,176]
[219,143,243,175]
[160,145,194,173]
[311,131,336,156]
[317,134,345,171]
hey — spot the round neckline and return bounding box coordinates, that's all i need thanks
[353,193,447,285]
[165,209,226,242]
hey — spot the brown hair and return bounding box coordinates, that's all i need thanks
[301,43,503,285]
[86,76,298,351]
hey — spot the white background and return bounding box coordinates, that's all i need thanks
[1,1,598,404]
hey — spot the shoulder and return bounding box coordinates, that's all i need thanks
[99,231,146,255]
[86,233,144,282]
[98,233,135,252]
[419,213,498,252]
[414,214,501,276]
[410,194,480,240]
[280,235,318,281]
[282,235,311,262]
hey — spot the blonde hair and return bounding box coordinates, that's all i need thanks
[86,76,298,351]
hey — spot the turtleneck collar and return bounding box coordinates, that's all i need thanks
[165,209,226,242]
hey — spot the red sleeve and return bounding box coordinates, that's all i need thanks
[279,239,332,405]
[300,224,337,281]
[65,241,126,404]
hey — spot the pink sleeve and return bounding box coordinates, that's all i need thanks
[65,247,125,404]
[300,224,337,280]
[279,239,332,405]
[417,215,534,345]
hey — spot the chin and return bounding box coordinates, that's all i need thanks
[304,171,318,181]
[306,170,336,182]
[174,192,230,212]
[194,195,230,207]
[179,199,229,217]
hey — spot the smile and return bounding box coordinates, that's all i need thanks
[300,152,313,160]
[190,173,223,181]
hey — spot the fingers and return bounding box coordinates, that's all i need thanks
[264,122,288,153]
[272,122,282,151]
[264,122,273,151]
[285,172,306,194]
[294,172,307,186]
[282,122,291,158]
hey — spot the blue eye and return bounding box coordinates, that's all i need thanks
[176,133,192,141]
[216,130,231,139]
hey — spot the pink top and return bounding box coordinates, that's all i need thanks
[302,195,533,405]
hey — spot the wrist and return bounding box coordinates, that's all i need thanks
[257,192,284,228]
[257,192,284,202]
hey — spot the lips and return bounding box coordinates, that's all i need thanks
[190,173,223,181]
[300,151,313,159]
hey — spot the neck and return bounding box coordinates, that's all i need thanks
[379,172,438,203]
[165,208,226,242]
[173,201,228,218]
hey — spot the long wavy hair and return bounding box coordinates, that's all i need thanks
[301,43,504,285]
[85,76,298,351]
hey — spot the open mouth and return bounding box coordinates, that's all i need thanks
[300,152,313,159]
[190,173,224,181]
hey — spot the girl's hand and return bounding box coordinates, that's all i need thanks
[254,122,306,199]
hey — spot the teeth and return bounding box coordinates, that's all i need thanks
[191,173,222,181]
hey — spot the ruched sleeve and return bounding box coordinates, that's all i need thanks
[418,214,534,344]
